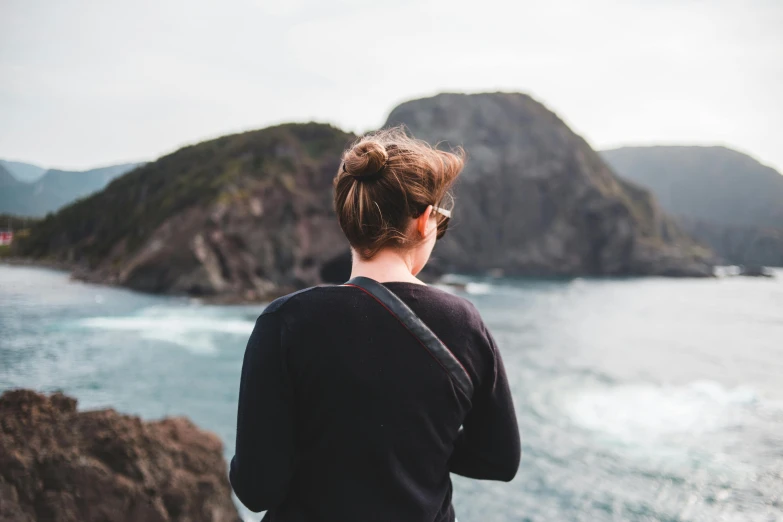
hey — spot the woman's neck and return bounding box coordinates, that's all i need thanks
[349,249,426,285]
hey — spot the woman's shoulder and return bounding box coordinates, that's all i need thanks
[260,284,373,318]
[390,282,479,311]
[260,283,495,360]
[261,282,479,319]
[381,282,488,333]
[261,286,323,316]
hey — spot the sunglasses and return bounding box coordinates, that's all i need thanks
[432,205,451,240]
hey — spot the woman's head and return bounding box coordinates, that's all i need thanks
[333,127,464,272]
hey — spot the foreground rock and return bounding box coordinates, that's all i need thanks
[386,93,714,277]
[0,389,240,522]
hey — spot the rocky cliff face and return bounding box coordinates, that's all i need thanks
[16,123,355,301]
[0,389,239,522]
[385,93,713,276]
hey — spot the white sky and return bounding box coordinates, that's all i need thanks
[1,0,781,172]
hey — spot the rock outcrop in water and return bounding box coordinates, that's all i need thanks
[385,93,713,276]
[0,389,240,522]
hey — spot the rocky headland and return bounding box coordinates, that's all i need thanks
[386,93,714,277]
[13,123,356,301]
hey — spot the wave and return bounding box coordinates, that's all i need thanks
[465,282,494,295]
[564,380,761,444]
[74,305,257,355]
[434,278,499,296]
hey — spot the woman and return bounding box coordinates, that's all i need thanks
[230,128,521,521]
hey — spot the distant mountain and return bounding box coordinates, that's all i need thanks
[600,146,783,228]
[0,163,22,189]
[602,146,783,266]
[0,163,141,217]
[385,93,713,277]
[0,160,47,183]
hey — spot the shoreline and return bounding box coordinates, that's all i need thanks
[0,257,284,305]
[2,259,775,308]
[0,256,78,273]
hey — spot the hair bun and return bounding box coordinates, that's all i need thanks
[343,141,388,180]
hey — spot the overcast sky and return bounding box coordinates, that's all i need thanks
[1,0,781,172]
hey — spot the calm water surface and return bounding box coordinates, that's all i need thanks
[1,266,782,521]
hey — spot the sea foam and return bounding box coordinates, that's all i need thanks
[76,306,256,355]
[565,380,760,444]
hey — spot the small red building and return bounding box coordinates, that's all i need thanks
[0,230,13,246]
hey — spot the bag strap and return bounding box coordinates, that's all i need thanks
[343,276,474,399]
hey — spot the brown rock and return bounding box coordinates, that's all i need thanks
[0,389,240,522]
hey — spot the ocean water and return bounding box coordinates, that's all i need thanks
[1,265,782,522]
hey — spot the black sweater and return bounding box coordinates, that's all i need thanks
[230,282,521,522]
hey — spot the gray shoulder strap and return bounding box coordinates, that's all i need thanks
[344,276,474,399]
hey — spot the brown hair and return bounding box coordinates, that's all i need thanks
[333,126,464,259]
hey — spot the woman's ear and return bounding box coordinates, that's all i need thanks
[417,205,434,238]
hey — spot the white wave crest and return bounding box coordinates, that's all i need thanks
[76,306,256,355]
[565,380,760,443]
[465,282,494,295]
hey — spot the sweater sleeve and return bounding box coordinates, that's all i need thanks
[230,311,296,513]
[448,323,521,481]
